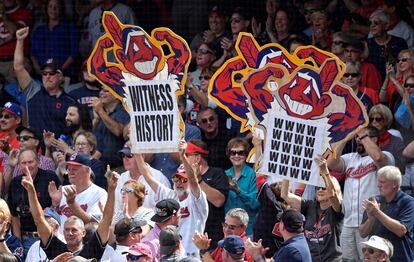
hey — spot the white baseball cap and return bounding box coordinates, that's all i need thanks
[361,235,393,257]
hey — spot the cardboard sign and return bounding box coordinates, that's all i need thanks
[209,33,368,186]
[87,12,191,153]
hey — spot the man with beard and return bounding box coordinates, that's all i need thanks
[67,65,102,119]
[136,140,208,257]
[327,126,394,262]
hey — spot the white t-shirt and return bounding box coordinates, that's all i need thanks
[57,183,107,235]
[341,151,394,227]
[114,165,171,214]
[155,184,209,257]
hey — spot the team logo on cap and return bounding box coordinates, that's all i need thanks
[69,153,78,161]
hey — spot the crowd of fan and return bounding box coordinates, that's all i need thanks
[0,0,414,261]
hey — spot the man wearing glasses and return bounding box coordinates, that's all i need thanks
[360,235,394,262]
[193,208,252,262]
[328,126,394,262]
[14,27,76,137]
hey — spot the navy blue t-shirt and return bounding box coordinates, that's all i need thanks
[25,80,76,136]
[274,233,312,262]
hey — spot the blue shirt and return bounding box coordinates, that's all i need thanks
[5,233,23,262]
[225,164,259,236]
[274,233,312,262]
[31,22,79,67]
[362,191,414,262]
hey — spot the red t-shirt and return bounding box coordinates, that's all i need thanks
[0,6,32,57]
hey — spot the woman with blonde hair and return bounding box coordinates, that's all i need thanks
[0,199,23,260]
[380,49,414,110]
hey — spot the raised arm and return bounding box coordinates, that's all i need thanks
[179,141,201,198]
[358,133,390,168]
[96,172,118,245]
[134,153,159,193]
[13,27,32,90]
[280,179,302,211]
[327,141,346,173]
[315,156,342,212]
[21,167,53,245]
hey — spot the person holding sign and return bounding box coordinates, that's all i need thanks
[327,126,395,262]
[280,155,343,262]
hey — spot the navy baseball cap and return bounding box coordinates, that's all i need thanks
[41,58,61,72]
[2,102,22,117]
[218,236,245,258]
[66,152,91,167]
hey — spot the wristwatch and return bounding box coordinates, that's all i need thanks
[199,249,208,256]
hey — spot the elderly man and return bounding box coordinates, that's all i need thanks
[136,140,208,257]
[14,27,76,136]
[21,161,118,260]
[6,149,60,254]
[48,152,107,235]
[185,139,229,250]
[193,208,252,262]
[328,126,394,261]
[361,235,394,262]
[360,166,414,262]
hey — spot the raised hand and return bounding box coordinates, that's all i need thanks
[178,140,187,157]
[43,130,55,149]
[246,238,269,259]
[21,166,34,191]
[16,27,29,41]
[51,252,74,262]
[48,181,62,206]
[192,231,211,250]
[362,197,380,218]
[203,30,215,43]
[229,177,241,194]
[7,149,19,168]
[63,185,77,205]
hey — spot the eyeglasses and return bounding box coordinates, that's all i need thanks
[199,75,212,81]
[17,135,38,141]
[0,114,13,119]
[197,48,213,55]
[362,247,375,254]
[200,116,216,124]
[75,142,89,147]
[369,116,384,123]
[127,254,145,261]
[172,175,188,183]
[397,58,409,63]
[230,17,242,23]
[229,150,246,157]
[42,71,58,76]
[222,222,242,230]
[121,153,133,159]
[121,187,134,193]
[332,40,345,46]
[404,83,414,88]
[343,73,360,78]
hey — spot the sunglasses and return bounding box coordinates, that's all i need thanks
[229,150,246,157]
[230,17,242,23]
[197,48,213,55]
[397,58,409,63]
[343,73,360,78]
[404,83,414,88]
[121,153,133,159]
[42,71,58,76]
[121,187,134,193]
[362,247,375,254]
[172,175,188,183]
[200,116,216,124]
[199,75,211,81]
[17,135,38,141]
[222,222,242,230]
[369,116,384,123]
[126,254,145,261]
[0,114,13,119]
